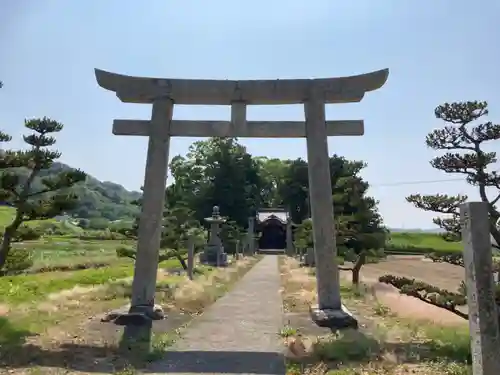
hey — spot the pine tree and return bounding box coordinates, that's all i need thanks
[382,101,500,318]
[0,118,86,270]
[407,101,500,245]
[116,199,206,270]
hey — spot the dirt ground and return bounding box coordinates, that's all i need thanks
[357,255,465,291]
[340,255,468,326]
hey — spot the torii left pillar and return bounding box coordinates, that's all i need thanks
[130,98,173,317]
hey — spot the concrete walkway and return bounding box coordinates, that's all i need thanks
[147,255,286,375]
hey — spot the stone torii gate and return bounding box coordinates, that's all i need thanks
[95,68,389,328]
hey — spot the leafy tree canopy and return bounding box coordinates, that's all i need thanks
[167,137,265,229]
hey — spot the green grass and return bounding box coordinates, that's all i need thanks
[421,323,471,363]
[387,232,463,254]
[322,286,471,374]
[0,206,14,227]
[0,262,184,351]
[0,258,180,305]
[279,325,298,338]
[0,256,260,370]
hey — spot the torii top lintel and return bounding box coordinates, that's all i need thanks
[94,68,389,105]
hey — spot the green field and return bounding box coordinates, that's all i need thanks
[0,205,133,273]
[0,205,185,304]
[0,206,86,248]
[387,232,463,254]
[13,237,133,271]
[0,258,182,305]
[0,206,81,230]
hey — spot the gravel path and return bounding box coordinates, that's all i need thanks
[147,255,286,375]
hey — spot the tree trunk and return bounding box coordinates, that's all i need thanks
[0,166,40,272]
[0,224,18,271]
[490,221,500,249]
[351,250,367,286]
[177,255,188,270]
[352,268,360,286]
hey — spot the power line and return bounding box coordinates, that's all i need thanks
[371,178,464,187]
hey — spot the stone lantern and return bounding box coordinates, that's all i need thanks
[200,206,228,266]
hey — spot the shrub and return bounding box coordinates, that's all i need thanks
[87,218,111,230]
[79,230,125,240]
[28,261,111,274]
[116,245,135,259]
[12,225,42,242]
[1,248,33,275]
[77,218,90,229]
[425,251,464,266]
[35,221,76,236]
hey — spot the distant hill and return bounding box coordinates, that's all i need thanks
[4,162,141,221]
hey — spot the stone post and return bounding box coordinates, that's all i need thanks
[286,218,294,256]
[130,98,173,316]
[235,240,240,260]
[460,202,500,375]
[305,248,315,267]
[247,217,255,254]
[187,236,194,281]
[304,94,341,310]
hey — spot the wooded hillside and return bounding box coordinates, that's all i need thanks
[4,161,141,221]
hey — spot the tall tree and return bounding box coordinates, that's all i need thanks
[0,118,86,270]
[255,157,290,208]
[279,158,310,224]
[291,155,387,284]
[167,137,264,228]
[406,101,500,245]
[382,101,500,318]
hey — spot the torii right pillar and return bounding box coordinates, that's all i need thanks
[304,72,389,329]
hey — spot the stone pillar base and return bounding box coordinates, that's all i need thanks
[309,304,358,330]
[101,304,165,326]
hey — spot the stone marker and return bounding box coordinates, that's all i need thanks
[95,67,388,332]
[187,236,194,280]
[460,201,500,375]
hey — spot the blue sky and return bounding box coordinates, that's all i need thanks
[1,0,499,229]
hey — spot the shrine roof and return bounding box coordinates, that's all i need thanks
[257,211,288,224]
